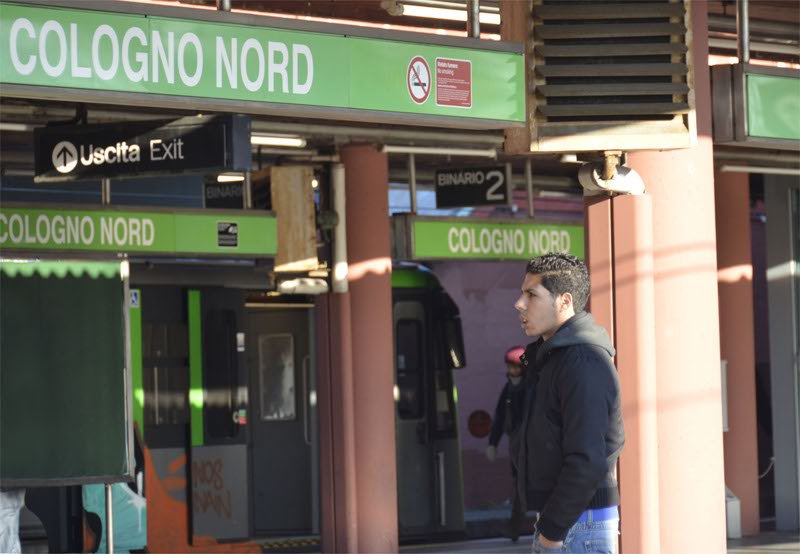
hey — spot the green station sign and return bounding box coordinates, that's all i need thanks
[393,215,584,261]
[747,73,800,141]
[712,63,799,150]
[0,206,277,257]
[0,2,525,124]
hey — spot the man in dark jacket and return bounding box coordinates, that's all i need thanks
[513,253,624,553]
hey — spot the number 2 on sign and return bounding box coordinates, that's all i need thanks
[485,170,505,201]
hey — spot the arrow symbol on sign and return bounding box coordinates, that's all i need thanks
[57,145,73,166]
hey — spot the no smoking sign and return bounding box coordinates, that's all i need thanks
[407,56,431,104]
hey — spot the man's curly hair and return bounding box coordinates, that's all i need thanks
[525,253,590,313]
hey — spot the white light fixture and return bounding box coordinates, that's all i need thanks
[720,164,800,176]
[277,278,329,295]
[381,144,498,158]
[217,173,245,183]
[250,134,307,148]
[0,122,33,132]
[401,4,500,25]
[311,178,319,188]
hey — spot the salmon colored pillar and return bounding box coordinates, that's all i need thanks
[586,194,661,554]
[318,293,359,553]
[627,2,727,552]
[612,195,661,554]
[585,196,615,344]
[714,170,760,536]
[339,144,398,553]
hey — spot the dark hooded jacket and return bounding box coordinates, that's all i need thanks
[488,379,526,449]
[515,311,624,542]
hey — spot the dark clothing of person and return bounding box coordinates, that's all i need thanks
[515,311,625,542]
[488,374,529,541]
[488,380,527,449]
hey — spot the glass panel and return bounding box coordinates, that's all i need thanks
[258,334,296,421]
[142,322,189,427]
[793,188,800,336]
[396,319,423,420]
[204,309,238,439]
[792,188,800,428]
[433,368,456,435]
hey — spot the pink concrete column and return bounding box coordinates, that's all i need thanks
[339,144,398,553]
[714,170,760,535]
[317,296,337,552]
[627,2,727,552]
[318,293,360,553]
[585,196,615,343]
[612,195,661,554]
[586,195,662,553]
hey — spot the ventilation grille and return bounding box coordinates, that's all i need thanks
[529,0,696,152]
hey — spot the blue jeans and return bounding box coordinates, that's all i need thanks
[532,507,619,554]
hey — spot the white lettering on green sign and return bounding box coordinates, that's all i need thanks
[1,3,525,122]
[0,213,155,247]
[8,17,314,95]
[412,220,584,260]
[446,226,572,256]
[0,207,277,256]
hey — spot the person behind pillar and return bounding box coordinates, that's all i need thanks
[513,253,624,554]
[486,345,527,542]
[0,488,25,553]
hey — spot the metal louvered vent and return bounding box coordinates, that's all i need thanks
[529,0,697,152]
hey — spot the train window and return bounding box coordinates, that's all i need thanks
[432,368,456,436]
[396,319,423,420]
[142,323,190,428]
[257,333,296,421]
[442,319,466,369]
[434,291,466,369]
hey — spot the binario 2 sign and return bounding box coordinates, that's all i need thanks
[435,166,508,208]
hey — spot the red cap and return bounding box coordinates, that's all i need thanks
[504,346,525,365]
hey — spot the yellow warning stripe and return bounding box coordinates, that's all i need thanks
[262,538,320,549]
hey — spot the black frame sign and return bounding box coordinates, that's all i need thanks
[435,166,508,209]
[204,180,244,209]
[34,114,251,182]
[711,63,800,151]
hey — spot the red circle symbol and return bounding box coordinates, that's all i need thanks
[468,410,493,438]
[407,56,431,104]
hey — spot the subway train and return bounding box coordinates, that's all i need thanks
[19,263,467,552]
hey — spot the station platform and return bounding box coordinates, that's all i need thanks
[253,531,800,554]
[402,535,532,553]
[402,531,800,554]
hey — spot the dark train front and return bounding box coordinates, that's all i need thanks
[17,262,468,552]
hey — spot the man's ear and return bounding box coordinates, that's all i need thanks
[560,292,574,312]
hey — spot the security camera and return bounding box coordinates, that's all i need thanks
[578,162,645,196]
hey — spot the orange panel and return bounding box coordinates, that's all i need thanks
[143,446,260,553]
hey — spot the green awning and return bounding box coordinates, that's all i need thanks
[0,260,122,279]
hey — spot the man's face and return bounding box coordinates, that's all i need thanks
[514,273,570,340]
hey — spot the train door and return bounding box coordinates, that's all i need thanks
[394,298,436,535]
[393,271,467,540]
[137,285,197,545]
[246,306,316,535]
[191,287,251,541]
